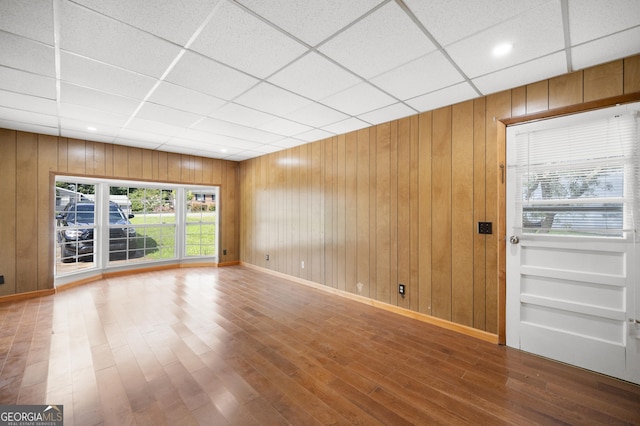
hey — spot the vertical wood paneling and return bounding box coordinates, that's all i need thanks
[113,144,128,177]
[397,118,410,309]
[67,139,86,175]
[356,128,370,297]
[511,86,526,117]
[16,132,38,293]
[142,149,153,180]
[409,115,419,312]
[624,55,640,93]
[93,142,106,176]
[417,111,432,315]
[128,148,143,179]
[324,138,334,288]
[0,129,17,296]
[336,134,346,292]
[85,141,95,175]
[168,153,181,182]
[484,91,511,334]
[310,141,323,284]
[345,132,358,294]
[431,107,452,320]
[37,135,57,290]
[57,138,68,173]
[298,144,309,280]
[451,101,474,327]
[549,71,583,109]
[473,98,487,330]
[104,144,114,177]
[388,121,398,306]
[526,80,549,113]
[584,60,624,102]
[368,128,377,300]
[375,123,390,303]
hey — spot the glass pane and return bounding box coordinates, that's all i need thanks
[55,181,97,274]
[185,188,217,258]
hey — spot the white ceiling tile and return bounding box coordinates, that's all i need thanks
[235,0,384,46]
[0,66,56,99]
[256,117,313,137]
[59,103,130,128]
[446,1,565,78]
[357,103,416,125]
[207,103,274,127]
[147,82,226,116]
[0,32,54,77]
[191,2,307,78]
[60,1,181,78]
[268,52,361,101]
[0,119,57,136]
[136,103,202,128]
[0,106,57,127]
[60,82,140,116]
[571,27,640,70]
[321,82,396,116]
[271,137,307,149]
[321,117,371,135]
[166,51,259,100]
[283,102,349,128]
[111,138,162,150]
[370,51,464,100]
[62,128,115,144]
[71,0,222,45]
[118,127,172,144]
[126,118,185,138]
[472,52,566,95]
[235,83,312,117]
[319,2,435,79]
[253,144,285,154]
[193,117,282,143]
[60,52,156,100]
[404,0,549,46]
[60,117,120,138]
[406,82,478,112]
[0,90,57,116]
[0,0,54,45]
[569,0,640,45]
[295,129,334,142]
[224,152,259,161]
[179,128,220,143]
[205,135,261,150]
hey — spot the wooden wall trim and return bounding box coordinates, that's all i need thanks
[241,262,499,344]
[501,91,640,125]
[0,289,55,304]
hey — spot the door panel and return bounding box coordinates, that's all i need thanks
[506,103,639,385]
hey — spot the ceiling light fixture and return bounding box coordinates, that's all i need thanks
[492,42,513,57]
[221,149,228,153]
[87,126,97,131]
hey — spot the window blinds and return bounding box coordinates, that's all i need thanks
[513,109,639,237]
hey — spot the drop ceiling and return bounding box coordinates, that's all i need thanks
[0,0,638,161]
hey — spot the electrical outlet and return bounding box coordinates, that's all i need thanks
[223,249,227,255]
[301,261,305,269]
[478,222,493,234]
[398,283,405,296]
[0,275,4,285]
[265,254,269,261]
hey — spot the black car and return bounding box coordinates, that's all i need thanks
[56,200,137,262]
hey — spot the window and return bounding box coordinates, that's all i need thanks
[513,107,639,238]
[55,178,219,278]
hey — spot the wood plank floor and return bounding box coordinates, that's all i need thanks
[0,266,639,425]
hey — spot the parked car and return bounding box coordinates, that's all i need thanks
[56,200,137,262]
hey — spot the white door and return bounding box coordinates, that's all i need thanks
[506,103,640,385]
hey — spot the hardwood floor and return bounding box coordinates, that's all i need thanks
[0,266,639,425]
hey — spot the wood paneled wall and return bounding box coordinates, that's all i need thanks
[0,134,240,296]
[240,55,640,334]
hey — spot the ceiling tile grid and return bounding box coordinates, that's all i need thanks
[0,0,637,160]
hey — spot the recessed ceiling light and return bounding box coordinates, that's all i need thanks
[221,149,228,153]
[492,43,513,57]
[87,126,97,131]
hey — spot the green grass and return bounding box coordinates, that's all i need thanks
[129,213,216,259]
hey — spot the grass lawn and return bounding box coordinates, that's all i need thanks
[129,213,216,258]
